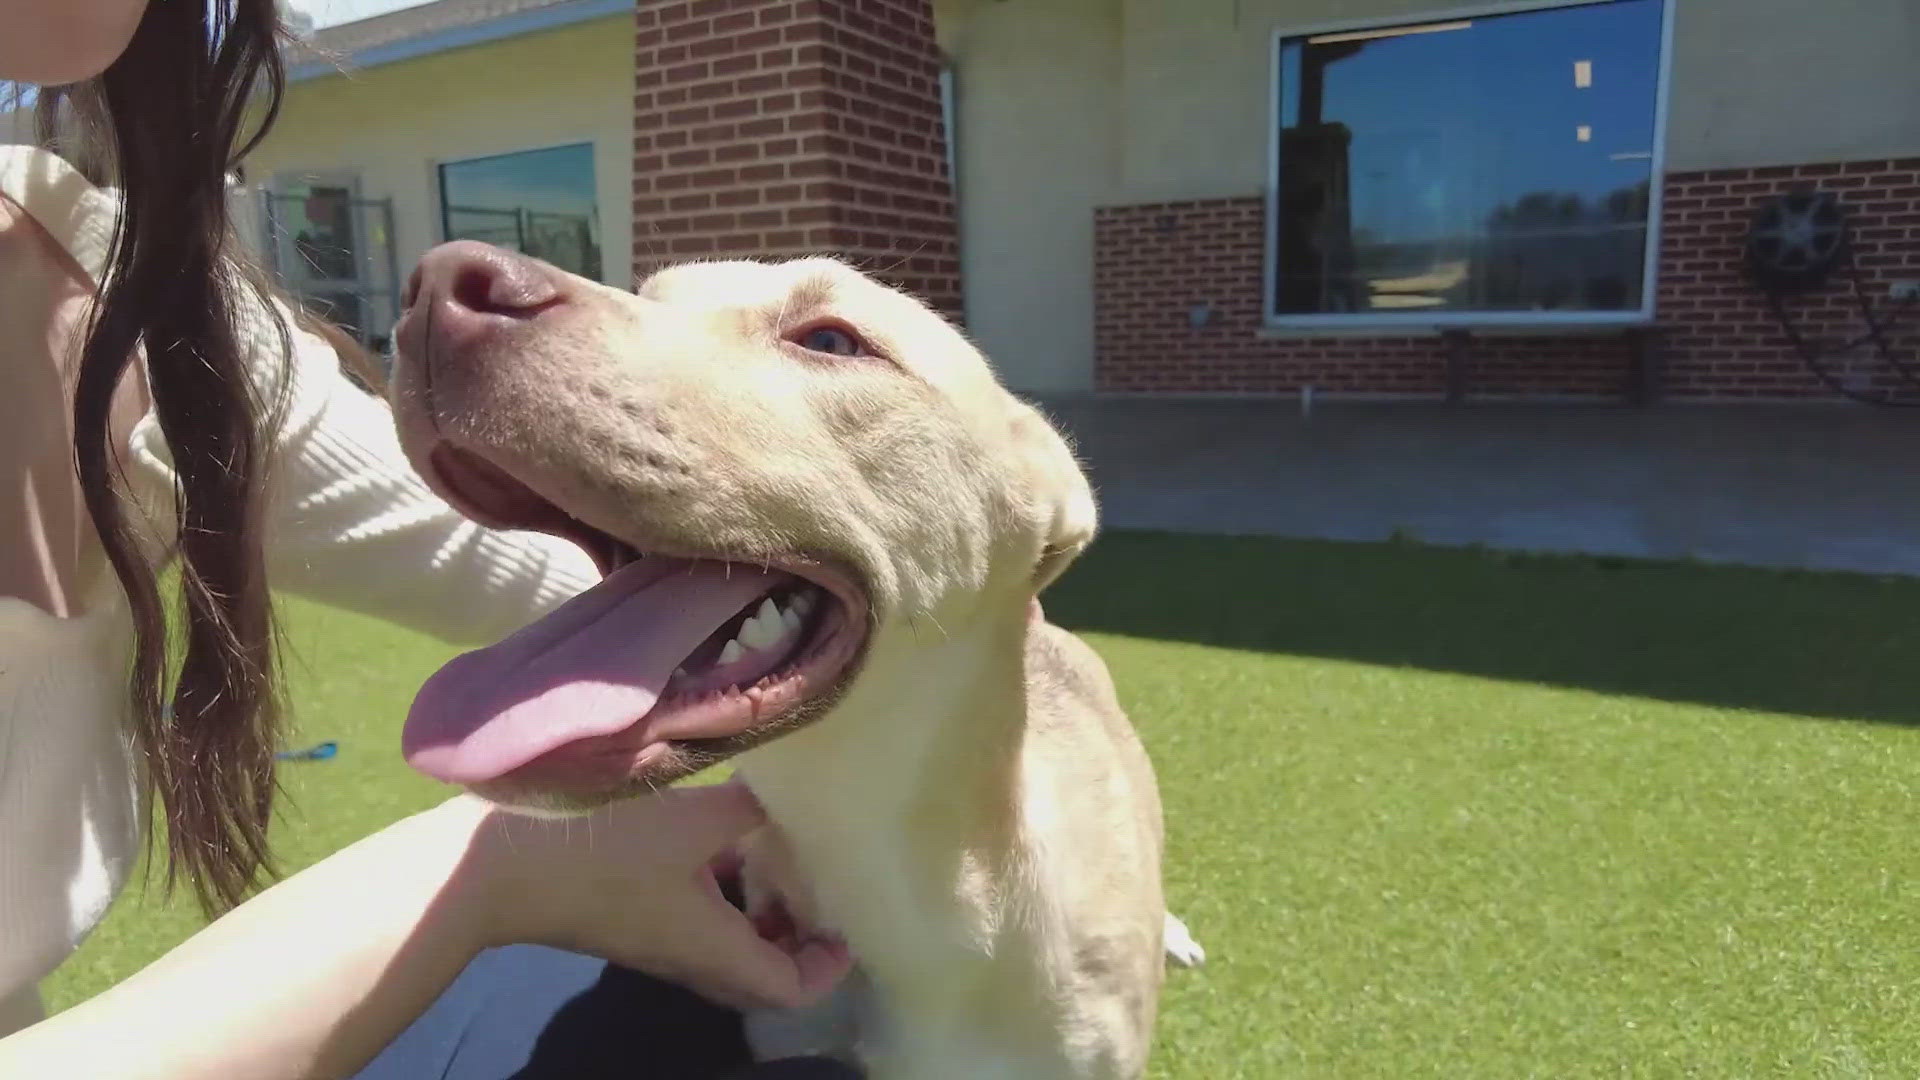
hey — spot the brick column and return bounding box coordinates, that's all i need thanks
[632,0,961,321]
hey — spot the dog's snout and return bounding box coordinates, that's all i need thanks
[402,262,425,309]
[391,241,571,387]
[396,242,566,367]
[409,240,562,322]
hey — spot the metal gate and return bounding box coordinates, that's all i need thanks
[258,185,404,356]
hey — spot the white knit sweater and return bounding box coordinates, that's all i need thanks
[0,146,598,1034]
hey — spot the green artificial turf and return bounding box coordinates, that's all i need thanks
[44,532,1920,1076]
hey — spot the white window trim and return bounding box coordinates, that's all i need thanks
[1261,0,1676,333]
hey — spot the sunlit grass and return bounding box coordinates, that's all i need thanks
[48,533,1920,1076]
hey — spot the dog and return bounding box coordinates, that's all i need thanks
[386,241,1203,1079]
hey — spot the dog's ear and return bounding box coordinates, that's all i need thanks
[1007,401,1097,593]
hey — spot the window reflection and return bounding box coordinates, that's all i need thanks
[439,143,603,282]
[264,178,400,353]
[289,184,358,282]
[1272,0,1665,319]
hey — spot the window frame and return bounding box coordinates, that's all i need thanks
[939,64,959,193]
[1261,0,1676,331]
[939,60,966,326]
[435,140,603,281]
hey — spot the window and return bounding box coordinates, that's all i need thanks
[439,143,602,282]
[263,173,403,354]
[1266,0,1669,326]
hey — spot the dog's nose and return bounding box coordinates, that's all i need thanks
[406,241,561,324]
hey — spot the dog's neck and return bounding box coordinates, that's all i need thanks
[736,592,1038,983]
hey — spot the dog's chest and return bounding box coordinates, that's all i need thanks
[745,973,1072,1080]
[739,835,1069,1077]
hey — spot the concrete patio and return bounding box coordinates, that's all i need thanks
[1033,397,1920,577]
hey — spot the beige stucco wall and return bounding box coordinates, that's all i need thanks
[939,0,1918,391]
[937,0,1122,394]
[243,15,633,293]
[1665,0,1919,172]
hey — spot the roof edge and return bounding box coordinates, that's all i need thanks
[289,0,632,83]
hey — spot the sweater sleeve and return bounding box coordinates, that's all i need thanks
[126,296,598,648]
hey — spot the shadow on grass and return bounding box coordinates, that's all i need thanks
[1044,530,1920,726]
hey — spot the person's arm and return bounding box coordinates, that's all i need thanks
[125,297,600,647]
[0,784,848,1080]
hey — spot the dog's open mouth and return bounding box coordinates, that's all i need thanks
[400,444,870,799]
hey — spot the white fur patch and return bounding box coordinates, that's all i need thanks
[1163,912,1206,968]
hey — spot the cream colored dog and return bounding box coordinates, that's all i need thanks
[387,241,1202,1079]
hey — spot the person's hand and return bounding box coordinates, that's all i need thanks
[452,780,852,1011]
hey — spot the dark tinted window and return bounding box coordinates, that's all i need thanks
[440,143,603,282]
[1271,0,1664,318]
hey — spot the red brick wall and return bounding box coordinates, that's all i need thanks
[632,0,960,319]
[1094,157,1920,398]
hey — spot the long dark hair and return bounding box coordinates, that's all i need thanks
[36,0,290,913]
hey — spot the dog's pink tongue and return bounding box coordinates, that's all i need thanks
[403,558,783,784]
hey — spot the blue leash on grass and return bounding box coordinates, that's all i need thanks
[276,740,338,762]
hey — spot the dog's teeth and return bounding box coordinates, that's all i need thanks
[744,591,791,641]
[791,591,815,616]
[737,597,790,650]
[781,606,802,632]
[719,640,744,664]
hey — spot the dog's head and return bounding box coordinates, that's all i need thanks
[388,242,1095,812]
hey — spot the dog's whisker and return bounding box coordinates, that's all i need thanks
[774,274,804,333]
[873,240,934,284]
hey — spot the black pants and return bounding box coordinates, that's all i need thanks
[350,944,858,1080]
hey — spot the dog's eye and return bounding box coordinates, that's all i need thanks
[791,323,866,358]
